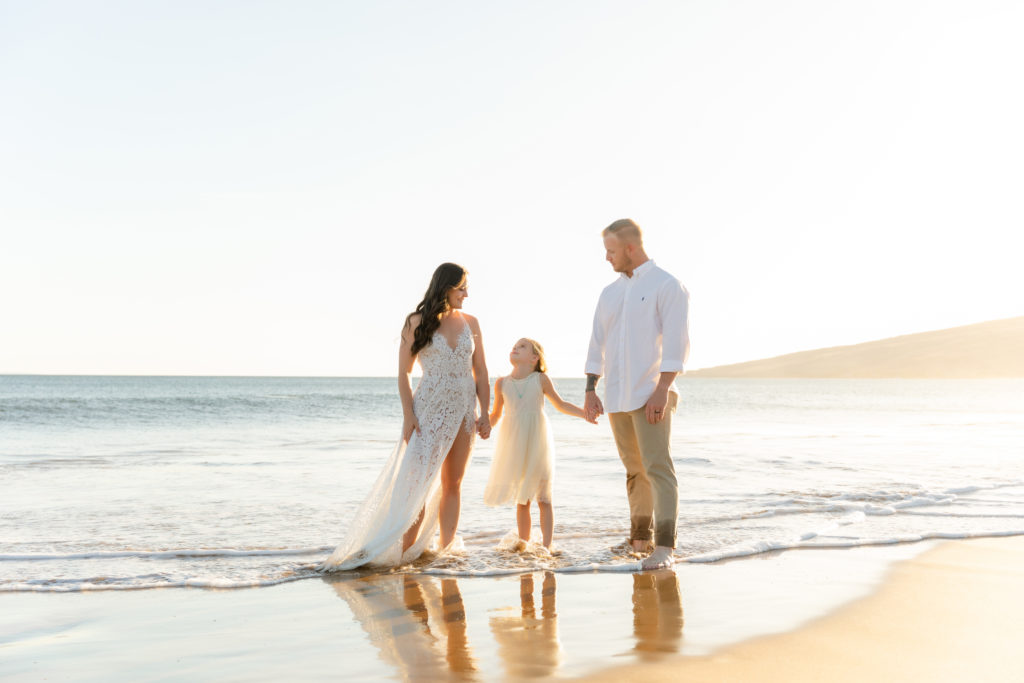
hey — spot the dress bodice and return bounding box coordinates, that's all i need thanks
[413,320,477,435]
[501,372,543,414]
[417,322,475,378]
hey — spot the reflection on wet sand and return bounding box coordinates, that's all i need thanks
[325,568,683,680]
[632,569,684,657]
[327,573,478,681]
[490,572,561,678]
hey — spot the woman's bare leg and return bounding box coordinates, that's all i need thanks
[440,578,475,673]
[439,427,473,549]
[403,506,426,552]
[517,502,532,542]
[538,501,553,548]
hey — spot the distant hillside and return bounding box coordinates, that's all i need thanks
[687,317,1024,378]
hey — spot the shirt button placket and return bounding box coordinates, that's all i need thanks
[619,279,632,411]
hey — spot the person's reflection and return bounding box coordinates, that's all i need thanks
[439,578,475,675]
[327,572,478,681]
[490,571,561,678]
[631,568,684,657]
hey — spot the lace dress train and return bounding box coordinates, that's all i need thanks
[320,323,477,571]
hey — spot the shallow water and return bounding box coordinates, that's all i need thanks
[2,376,1022,591]
[0,541,951,681]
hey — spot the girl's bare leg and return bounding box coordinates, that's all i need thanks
[538,502,553,548]
[516,502,532,542]
[439,427,473,549]
[403,506,426,552]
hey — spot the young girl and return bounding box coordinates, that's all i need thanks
[484,338,586,549]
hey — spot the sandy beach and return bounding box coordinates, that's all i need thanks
[3,536,1021,681]
[588,536,1024,682]
[5,0,1024,680]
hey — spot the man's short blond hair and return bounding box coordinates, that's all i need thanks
[602,218,643,245]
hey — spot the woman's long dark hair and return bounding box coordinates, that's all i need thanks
[405,263,467,357]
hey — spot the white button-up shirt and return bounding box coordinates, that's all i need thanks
[585,260,690,414]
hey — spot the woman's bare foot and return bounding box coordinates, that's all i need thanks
[641,546,674,570]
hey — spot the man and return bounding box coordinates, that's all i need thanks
[584,219,690,570]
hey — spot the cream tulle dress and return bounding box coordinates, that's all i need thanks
[483,372,554,505]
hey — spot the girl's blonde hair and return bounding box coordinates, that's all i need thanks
[524,338,547,373]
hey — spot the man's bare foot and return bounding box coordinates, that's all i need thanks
[640,546,675,570]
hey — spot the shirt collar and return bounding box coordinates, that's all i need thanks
[621,259,655,280]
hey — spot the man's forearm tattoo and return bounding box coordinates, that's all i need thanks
[586,374,599,392]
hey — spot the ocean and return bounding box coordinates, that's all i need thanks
[2,375,1022,592]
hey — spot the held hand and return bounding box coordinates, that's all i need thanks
[476,415,491,439]
[644,388,669,425]
[403,415,421,444]
[584,392,604,424]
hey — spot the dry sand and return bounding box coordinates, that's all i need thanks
[585,536,1024,682]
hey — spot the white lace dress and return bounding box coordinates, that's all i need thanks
[320,323,477,571]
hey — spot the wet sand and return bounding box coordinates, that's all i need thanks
[586,536,1024,682]
[2,538,1020,681]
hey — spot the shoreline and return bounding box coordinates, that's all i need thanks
[7,538,1019,680]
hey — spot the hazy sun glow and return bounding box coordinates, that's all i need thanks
[2,1,1021,376]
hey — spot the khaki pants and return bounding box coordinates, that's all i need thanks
[608,392,678,548]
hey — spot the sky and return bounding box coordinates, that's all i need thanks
[2,0,1022,377]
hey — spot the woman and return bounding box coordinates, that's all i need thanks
[320,263,490,571]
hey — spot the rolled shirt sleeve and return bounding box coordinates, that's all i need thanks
[658,280,690,373]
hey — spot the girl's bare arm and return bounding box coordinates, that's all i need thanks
[539,373,585,418]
